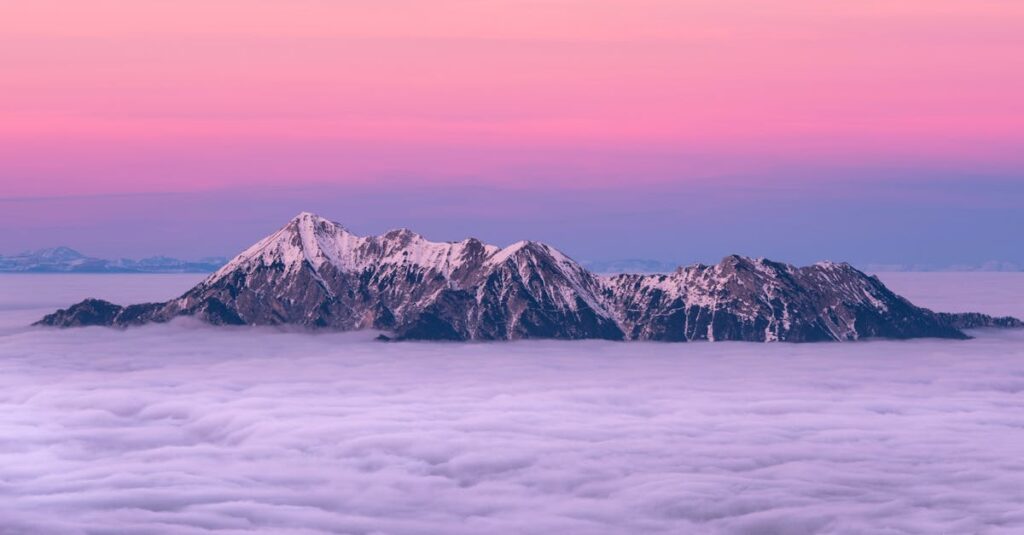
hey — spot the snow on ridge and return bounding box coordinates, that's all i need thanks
[482,239,616,316]
[486,240,580,269]
[486,240,533,266]
[205,213,352,283]
[202,214,900,329]
[208,213,516,283]
[210,214,629,305]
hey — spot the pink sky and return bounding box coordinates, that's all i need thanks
[2,0,1023,197]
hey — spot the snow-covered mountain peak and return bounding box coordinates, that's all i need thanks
[811,260,856,273]
[481,239,613,319]
[378,228,437,254]
[291,211,333,224]
[487,240,535,265]
[288,211,352,238]
[39,212,1023,342]
[487,240,577,267]
[702,255,797,279]
[459,237,498,254]
[713,254,777,271]
[34,246,86,261]
[209,214,509,285]
[380,227,420,243]
[207,212,360,281]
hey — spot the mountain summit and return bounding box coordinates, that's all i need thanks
[36,212,1023,341]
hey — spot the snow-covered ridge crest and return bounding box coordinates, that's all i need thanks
[208,212,503,284]
[483,239,615,319]
[208,212,355,280]
[37,212,1024,342]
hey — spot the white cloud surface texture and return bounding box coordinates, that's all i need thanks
[0,274,1023,534]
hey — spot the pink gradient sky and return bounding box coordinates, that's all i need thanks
[3,0,1023,198]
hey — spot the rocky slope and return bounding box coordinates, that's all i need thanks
[36,213,1022,342]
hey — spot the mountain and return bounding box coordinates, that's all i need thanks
[861,261,1023,272]
[0,247,226,273]
[36,212,1023,341]
[581,258,680,275]
[0,247,108,272]
[601,257,990,342]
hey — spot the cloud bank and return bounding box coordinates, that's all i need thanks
[0,274,1023,534]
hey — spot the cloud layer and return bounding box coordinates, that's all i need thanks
[1,275,1023,533]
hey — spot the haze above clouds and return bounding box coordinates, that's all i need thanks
[1,274,1023,534]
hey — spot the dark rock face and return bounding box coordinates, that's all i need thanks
[38,299,164,328]
[601,256,971,342]
[38,298,123,327]
[935,312,1024,330]
[35,212,1023,342]
[395,242,624,341]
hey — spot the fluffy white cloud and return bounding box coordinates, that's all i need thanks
[0,274,1023,534]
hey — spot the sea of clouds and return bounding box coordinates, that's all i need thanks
[0,273,1023,534]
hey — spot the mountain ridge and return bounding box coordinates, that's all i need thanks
[35,212,1023,342]
[0,247,226,273]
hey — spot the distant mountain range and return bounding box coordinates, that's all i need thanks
[37,212,1021,342]
[580,258,682,275]
[861,262,1023,273]
[583,260,1024,274]
[0,247,226,273]
[4,247,1016,276]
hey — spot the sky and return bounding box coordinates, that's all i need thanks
[1,0,1022,266]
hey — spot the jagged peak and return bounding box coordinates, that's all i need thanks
[32,246,86,260]
[207,213,875,312]
[287,212,352,236]
[381,228,423,244]
[205,213,358,282]
[713,255,761,274]
[487,240,577,266]
[290,211,329,223]
[487,240,532,265]
[37,213,1023,343]
[718,254,760,266]
[812,260,856,271]
[456,237,500,258]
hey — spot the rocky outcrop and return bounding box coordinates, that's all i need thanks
[934,312,1023,330]
[600,256,972,342]
[35,212,1023,342]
